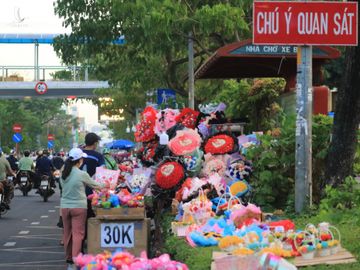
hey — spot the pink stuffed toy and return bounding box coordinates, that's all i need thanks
[155,109,179,135]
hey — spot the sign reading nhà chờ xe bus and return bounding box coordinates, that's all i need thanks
[253,1,358,46]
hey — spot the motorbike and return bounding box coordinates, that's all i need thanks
[17,171,32,196]
[0,182,7,217]
[0,176,14,218]
[38,174,55,202]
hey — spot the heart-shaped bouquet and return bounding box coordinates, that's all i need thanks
[168,129,202,156]
[155,161,185,190]
[204,133,238,155]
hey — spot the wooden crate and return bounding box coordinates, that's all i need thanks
[87,217,150,257]
[294,247,357,267]
[95,207,145,220]
[211,248,357,269]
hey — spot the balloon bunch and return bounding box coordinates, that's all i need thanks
[88,190,144,209]
[74,250,189,270]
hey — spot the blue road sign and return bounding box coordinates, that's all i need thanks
[12,133,23,143]
[157,89,176,106]
[48,141,54,149]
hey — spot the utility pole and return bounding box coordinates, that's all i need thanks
[188,32,195,109]
[34,43,39,81]
[295,45,313,213]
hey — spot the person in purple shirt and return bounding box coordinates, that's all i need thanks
[80,133,105,218]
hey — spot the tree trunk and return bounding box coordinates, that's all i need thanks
[325,9,360,188]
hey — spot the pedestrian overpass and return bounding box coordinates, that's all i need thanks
[0,33,125,99]
[0,81,109,99]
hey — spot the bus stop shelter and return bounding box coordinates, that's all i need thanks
[195,39,340,91]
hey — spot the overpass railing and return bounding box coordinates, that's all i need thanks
[0,65,90,82]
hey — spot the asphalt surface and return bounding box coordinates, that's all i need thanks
[0,187,67,270]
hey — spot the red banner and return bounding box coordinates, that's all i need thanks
[253,1,358,46]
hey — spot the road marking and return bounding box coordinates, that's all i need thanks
[0,259,65,266]
[54,206,60,208]
[12,235,60,241]
[31,222,40,225]
[3,242,16,247]
[18,231,29,235]
[26,225,59,229]
[1,245,62,250]
[0,265,64,269]
[0,248,63,254]
[48,210,56,213]
[41,215,48,218]
[22,219,28,221]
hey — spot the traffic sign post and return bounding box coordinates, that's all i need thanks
[12,124,22,133]
[295,46,313,213]
[157,89,176,107]
[12,126,23,157]
[253,1,358,46]
[13,133,23,157]
[253,0,358,213]
[12,133,23,143]
[47,134,55,150]
[48,140,54,149]
[47,134,55,141]
[35,82,48,95]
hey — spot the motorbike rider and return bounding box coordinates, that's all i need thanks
[52,152,65,171]
[53,152,65,236]
[35,149,55,190]
[18,150,35,182]
[0,148,16,209]
[7,150,18,172]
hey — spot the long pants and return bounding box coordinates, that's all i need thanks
[61,208,87,261]
[0,180,14,204]
[34,173,55,188]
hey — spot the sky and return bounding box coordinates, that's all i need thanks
[0,0,103,131]
[0,0,69,78]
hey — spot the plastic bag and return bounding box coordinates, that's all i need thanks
[94,167,119,190]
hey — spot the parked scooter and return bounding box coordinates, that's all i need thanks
[16,171,32,196]
[38,174,54,202]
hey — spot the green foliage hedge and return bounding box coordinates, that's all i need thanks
[161,213,218,270]
[246,114,333,210]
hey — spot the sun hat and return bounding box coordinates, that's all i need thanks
[69,148,88,161]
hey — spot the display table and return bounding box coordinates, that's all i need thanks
[88,207,149,256]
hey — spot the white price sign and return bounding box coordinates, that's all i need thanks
[100,223,135,248]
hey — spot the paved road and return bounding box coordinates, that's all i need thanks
[0,187,66,270]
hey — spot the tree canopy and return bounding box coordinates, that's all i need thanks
[0,99,76,153]
[53,0,252,116]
